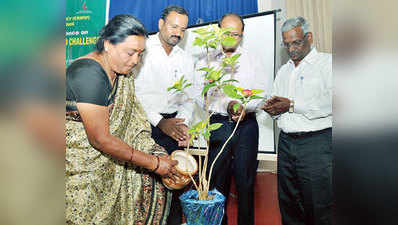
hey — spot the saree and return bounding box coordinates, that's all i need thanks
[66,74,171,225]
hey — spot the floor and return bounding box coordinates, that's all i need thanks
[226,172,282,225]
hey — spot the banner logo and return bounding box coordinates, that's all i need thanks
[77,0,92,14]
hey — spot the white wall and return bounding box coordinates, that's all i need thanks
[258,0,289,71]
[255,0,290,165]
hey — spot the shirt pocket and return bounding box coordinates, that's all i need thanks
[299,76,322,101]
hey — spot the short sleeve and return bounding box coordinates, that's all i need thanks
[66,59,111,106]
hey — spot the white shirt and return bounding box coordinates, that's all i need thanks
[272,48,332,133]
[135,33,195,126]
[194,46,271,115]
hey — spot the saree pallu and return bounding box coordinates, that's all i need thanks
[66,75,171,225]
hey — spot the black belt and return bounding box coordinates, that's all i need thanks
[211,112,256,122]
[282,128,332,139]
[160,112,177,119]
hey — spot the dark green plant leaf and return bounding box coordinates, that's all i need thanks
[223,84,241,99]
[233,103,241,113]
[203,131,211,140]
[222,79,239,84]
[208,40,218,49]
[193,37,204,46]
[215,70,223,80]
[198,67,214,73]
[231,53,241,61]
[189,135,195,145]
[251,89,264,95]
[208,123,223,131]
[192,27,209,34]
[203,34,216,42]
[188,128,198,134]
[201,82,217,96]
[249,95,264,100]
[219,27,235,36]
[208,70,218,81]
[221,36,237,47]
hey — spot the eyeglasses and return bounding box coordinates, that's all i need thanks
[165,20,186,33]
[282,34,308,49]
[224,31,242,38]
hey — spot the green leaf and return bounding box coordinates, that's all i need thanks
[208,123,223,131]
[202,121,209,130]
[233,103,240,113]
[192,27,209,34]
[222,79,239,84]
[208,70,218,81]
[193,37,204,46]
[219,27,234,35]
[188,129,197,134]
[251,89,264,95]
[203,131,211,140]
[215,70,223,80]
[183,83,192,89]
[221,36,237,47]
[198,67,214,73]
[218,72,228,81]
[231,53,241,61]
[201,82,217,96]
[189,135,195,145]
[203,34,216,42]
[223,84,241,99]
[211,24,220,33]
[192,121,203,130]
[249,95,264,100]
[208,40,218,49]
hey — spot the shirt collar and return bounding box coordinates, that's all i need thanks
[152,33,183,56]
[288,47,318,66]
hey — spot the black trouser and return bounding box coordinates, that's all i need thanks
[151,112,183,225]
[277,128,333,225]
[207,113,259,225]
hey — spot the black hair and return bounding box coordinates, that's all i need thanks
[160,5,188,21]
[96,14,148,52]
[218,13,245,32]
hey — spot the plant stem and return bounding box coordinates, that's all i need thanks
[206,105,246,192]
[198,147,202,193]
[188,173,199,193]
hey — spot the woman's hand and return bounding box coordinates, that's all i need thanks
[153,155,181,181]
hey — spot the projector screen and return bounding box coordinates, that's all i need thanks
[150,11,277,156]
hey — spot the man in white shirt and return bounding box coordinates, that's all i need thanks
[262,17,332,225]
[135,5,194,153]
[134,5,194,225]
[195,13,269,225]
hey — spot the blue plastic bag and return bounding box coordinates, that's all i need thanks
[179,189,226,225]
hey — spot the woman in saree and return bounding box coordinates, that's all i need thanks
[66,14,180,224]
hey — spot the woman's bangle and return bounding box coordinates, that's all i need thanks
[152,155,160,172]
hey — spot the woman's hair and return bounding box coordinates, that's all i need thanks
[96,14,148,52]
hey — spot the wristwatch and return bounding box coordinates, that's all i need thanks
[289,99,294,113]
